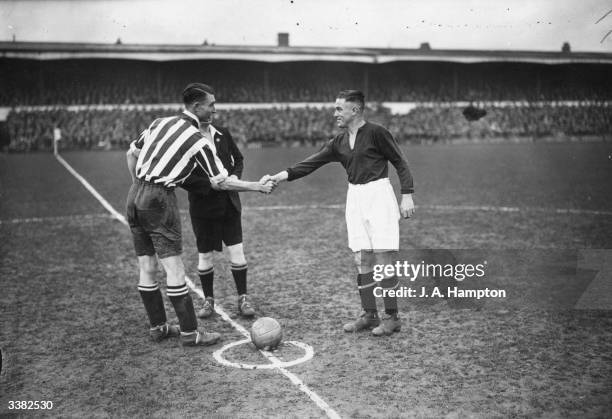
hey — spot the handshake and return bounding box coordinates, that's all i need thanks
[209,171,288,195]
[257,172,287,194]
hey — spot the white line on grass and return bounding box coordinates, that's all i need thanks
[4,202,612,226]
[53,153,342,419]
[421,204,612,216]
[55,154,128,224]
[244,203,612,216]
[4,202,611,226]
[185,277,338,418]
[0,213,112,225]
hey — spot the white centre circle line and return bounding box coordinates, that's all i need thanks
[213,339,314,370]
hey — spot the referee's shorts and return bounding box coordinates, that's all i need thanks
[190,207,243,253]
[345,177,400,253]
[126,179,182,259]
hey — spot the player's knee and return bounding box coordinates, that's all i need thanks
[359,250,375,273]
[166,265,185,286]
[227,243,246,265]
[372,250,395,266]
[159,255,186,285]
[198,252,214,271]
[353,252,362,269]
[139,255,158,275]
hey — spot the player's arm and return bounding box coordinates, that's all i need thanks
[126,148,138,182]
[215,177,275,193]
[126,130,146,182]
[375,129,415,218]
[267,139,337,184]
[193,144,273,194]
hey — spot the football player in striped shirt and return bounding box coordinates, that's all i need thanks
[126,83,275,346]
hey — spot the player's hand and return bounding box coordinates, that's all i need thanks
[259,174,273,185]
[259,180,276,194]
[210,175,228,190]
[400,194,415,219]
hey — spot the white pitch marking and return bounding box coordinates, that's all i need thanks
[54,153,342,419]
[187,276,314,369]
[422,204,612,216]
[212,339,314,370]
[183,277,340,419]
[54,154,127,224]
[0,213,112,225]
[243,203,612,216]
[4,203,610,226]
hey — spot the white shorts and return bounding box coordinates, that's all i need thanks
[345,178,400,252]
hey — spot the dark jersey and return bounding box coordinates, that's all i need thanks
[286,122,414,194]
[186,125,244,218]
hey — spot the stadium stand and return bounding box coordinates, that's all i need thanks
[1,42,611,150]
[1,59,611,105]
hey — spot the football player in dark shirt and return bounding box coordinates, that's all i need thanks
[265,90,415,336]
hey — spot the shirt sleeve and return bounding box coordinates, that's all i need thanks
[180,142,226,194]
[375,127,415,194]
[179,162,212,195]
[286,139,338,181]
[194,143,228,181]
[129,128,148,153]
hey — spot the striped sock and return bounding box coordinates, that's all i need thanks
[138,283,167,327]
[357,272,377,312]
[231,263,248,296]
[198,267,214,298]
[380,276,399,315]
[167,283,197,333]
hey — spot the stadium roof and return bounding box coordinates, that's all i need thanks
[1,41,612,65]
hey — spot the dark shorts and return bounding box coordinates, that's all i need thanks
[126,179,182,259]
[191,208,243,253]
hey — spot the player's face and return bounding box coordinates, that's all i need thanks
[195,93,216,126]
[333,98,355,128]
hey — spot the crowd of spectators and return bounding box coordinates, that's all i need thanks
[6,104,611,152]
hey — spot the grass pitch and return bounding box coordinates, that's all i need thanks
[1,142,611,418]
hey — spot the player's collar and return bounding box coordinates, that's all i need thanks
[181,109,200,128]
[204,124,223,138]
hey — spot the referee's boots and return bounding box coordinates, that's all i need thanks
[371,313,401,336]
[180,330,221,347]
[343,311,380,332]
[149,323,181,342]
[197,297,215,318]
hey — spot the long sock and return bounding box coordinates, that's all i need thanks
[198,267,214,298]
[357,272,377,312]
[167,283,197,333]
[138,283,167,327]
[381,276,399,315]
[231,263,248,296]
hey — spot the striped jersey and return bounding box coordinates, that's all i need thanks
[130,112,228,188]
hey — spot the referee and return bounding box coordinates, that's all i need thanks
[126,83,274,347]
[186,84,256,319]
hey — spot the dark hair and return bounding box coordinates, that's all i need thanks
[182,83,215,105]
[337,90,365,111]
